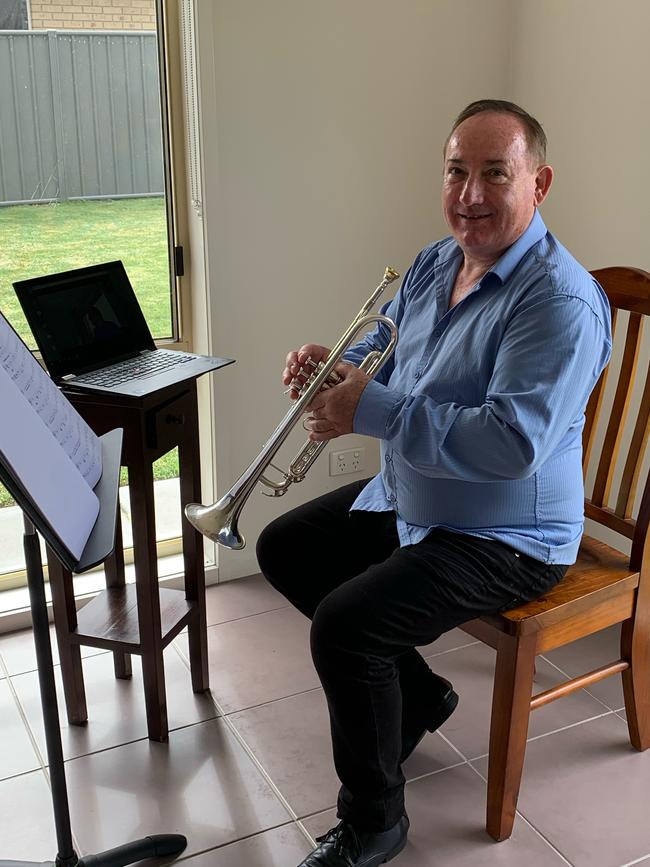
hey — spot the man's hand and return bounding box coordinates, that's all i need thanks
[283,344,330,400]
[304,363,371,441]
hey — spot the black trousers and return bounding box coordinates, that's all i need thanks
[256,479,567,831]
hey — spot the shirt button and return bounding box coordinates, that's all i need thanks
[385,454,392,464]
[388,494,396,503]
[414,370,422,380]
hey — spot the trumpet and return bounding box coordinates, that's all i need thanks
[184,267,400,550]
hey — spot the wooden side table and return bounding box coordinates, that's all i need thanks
[46,378,209,742]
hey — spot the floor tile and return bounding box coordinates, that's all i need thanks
[302,764,569,865]
[542,624,625,710]
[229,689,338,818]
[0,678,42,778]
[431,641,611,759]
[0,623,106,677]
[419,626,480,657]
[11,646,219,761]
[65,717,291,858]
[205,574,289,626]
[229,687,463,820]
[473,714,648,866]
[177,823,312,865]
[0,770,58,862]
[175,607,319,714]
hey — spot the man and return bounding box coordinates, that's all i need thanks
[257,100,612,867]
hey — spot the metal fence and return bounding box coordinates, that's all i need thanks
[0,30,164,205]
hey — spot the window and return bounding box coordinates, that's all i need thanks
[0,0,29,30]
[0,0,189,593]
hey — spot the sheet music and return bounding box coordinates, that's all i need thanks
[0,366,100,561]
[0,313,102,487]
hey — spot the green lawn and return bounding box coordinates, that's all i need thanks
[0,197,172,345]
[0,197,178,508]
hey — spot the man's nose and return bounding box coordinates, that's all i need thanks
[459,174,485,205]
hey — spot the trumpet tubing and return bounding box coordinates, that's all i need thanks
[184,267,400,550]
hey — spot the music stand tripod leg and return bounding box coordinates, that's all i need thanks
[0,518,187,867]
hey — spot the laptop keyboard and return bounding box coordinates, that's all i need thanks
[74,352,194,386]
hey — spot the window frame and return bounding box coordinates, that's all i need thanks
[0,0,198,593]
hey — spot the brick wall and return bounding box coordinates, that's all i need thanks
[30,0,156,31]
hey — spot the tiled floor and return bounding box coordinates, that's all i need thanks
[0,574,648,866]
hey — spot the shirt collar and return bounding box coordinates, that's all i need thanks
[488,209,548,285]
[435,209,548,285]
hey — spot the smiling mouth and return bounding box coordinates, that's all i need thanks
[459,213,492,220]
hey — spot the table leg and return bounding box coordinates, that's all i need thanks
[46,549,88,725]
[127,456,168,742]
[179,387,209,693]
[103,514,132,679]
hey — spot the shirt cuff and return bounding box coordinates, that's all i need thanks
[353,378,404,438]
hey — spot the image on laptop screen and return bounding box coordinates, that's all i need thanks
[14,261,154,380]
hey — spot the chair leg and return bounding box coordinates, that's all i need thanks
[621,616,650,750]
[486,631,536,841]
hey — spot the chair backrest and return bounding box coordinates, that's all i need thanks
[584,267,650,570]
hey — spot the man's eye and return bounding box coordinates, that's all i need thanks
[487,169,505,178]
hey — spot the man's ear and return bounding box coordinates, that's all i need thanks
[534,165,553,206]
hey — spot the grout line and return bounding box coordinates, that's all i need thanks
[2,664,85,856]
[518,709,621,745]
[404,758,468,786]
[170,819,309,863]
[620,854,650,866]
[423,639,481,658]
[222,687,324,719]
[538,653,621,713]
[456,759,575,867]
[0,765,45,785]
[1,664,49,772]
[458,708,623,766]
[171,638,325,719]
[436,733,575,865]
[167,652,320,842]
[205,603,291,629]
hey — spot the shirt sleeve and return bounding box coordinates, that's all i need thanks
[353,293,612,482]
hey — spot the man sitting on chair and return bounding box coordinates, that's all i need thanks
[257,99,612,867]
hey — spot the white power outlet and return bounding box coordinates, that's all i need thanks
[329,447,365,476]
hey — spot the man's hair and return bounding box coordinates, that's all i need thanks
[445,99,547,166]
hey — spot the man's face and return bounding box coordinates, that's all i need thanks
[442,112,552,264]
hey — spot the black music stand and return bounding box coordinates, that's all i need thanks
[0,429,186,867]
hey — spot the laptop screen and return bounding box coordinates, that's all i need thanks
[13,261,155,380]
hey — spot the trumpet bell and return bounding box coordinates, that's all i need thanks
[184,499,246,550]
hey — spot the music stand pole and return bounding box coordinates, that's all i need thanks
[0,433,187,867]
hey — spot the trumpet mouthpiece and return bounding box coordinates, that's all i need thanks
[384,267,400,283]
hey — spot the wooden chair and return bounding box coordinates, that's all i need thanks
[460,266,650,841]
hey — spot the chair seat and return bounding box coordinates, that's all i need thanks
[478,535,639,636]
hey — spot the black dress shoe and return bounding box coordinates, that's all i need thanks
[400,676,458,763]
[297,815,409,867]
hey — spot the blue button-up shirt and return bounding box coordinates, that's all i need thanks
[344,211,612,564]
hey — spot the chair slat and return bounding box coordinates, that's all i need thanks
[615,362,650,518]
[582,365,609,473]
[591,312,643,507]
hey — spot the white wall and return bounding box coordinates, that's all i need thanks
[510,0,650,272]
[193,0,650,580]
[510,0,650,551]
[195,0,511,580]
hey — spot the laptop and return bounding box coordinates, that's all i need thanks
[13,260,234,397]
